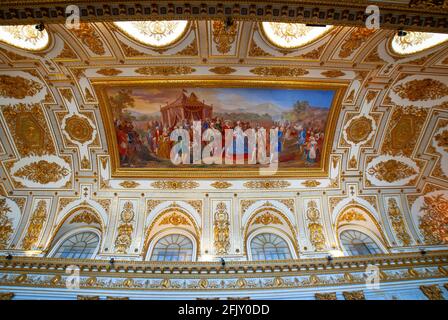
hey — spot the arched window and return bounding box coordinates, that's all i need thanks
[250,233,292,261]
[53,231,99,259]
[150,234,193,262]
[340,230,382,256]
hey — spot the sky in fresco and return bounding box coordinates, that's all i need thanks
[107,87,335,115]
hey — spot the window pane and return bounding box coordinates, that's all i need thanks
[250,233,292,261]
[150,234,193,262]
[53,232,99,259]
[340,230,382,256]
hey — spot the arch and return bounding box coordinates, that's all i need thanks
[143,207,201,259]
[242,200,295,226]
[55,199,108,227]
[331,197,380,223]
[47,226,101,259]
[338,226,387,256]
[45,205,104,253]
[145,228,197,262]
[243,206,298,256]
[247,227,297,260]
[334,204,390,255]
[145,201,201,229]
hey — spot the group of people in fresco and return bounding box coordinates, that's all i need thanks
[114,117,325,166]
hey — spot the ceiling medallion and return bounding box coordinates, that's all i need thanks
[64,114,94,144]
[0,25,49,51]
[261,22,333,49]
[114,20,189,48]
[346,116,374,144]
[391,31,448,55]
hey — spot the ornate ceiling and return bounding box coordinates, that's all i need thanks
[0,19,447,262]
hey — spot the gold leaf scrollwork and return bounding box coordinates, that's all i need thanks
[254,212,282,225]
[135,66,195,76]
[14,160,69,184]
[70,23,105,55]
[243,180,290,189]
[119,181,140,188]
[70,210,101,225]
[419,194,448,245]
[0,75,43,99]
[315,292,337,300]
[114,201,134,254]
[367,159,417,183]
[321,70,345,78]
[393,78,448,101]
[209,66,236,75]
[342,290,365,300]
[420,285,445,300]
[64,114,94,144]
[96,68,122,76]
[0,199,13,250]
[0,292,14,300]
[151,181,199,190]
[160,212,190,226]
[339,28,375,58]
[302,180,321,188]
[387,198,411,246]
[212,20,238,54]
[214,202,230,255]
[338,210,366,224]
[249,66,309,77]
[306,201,326,251]
[346,116,373,144]
[210,181,232,189]
[21,200,47,250]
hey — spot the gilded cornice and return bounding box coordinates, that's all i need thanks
[0,251,447,291]
[1,1,447,33]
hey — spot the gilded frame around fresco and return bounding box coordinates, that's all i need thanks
[94,79,347,179]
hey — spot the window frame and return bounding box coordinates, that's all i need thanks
[247,229,296,261]
[48,227,101,260]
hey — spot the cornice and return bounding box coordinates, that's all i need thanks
[1,250,447,277]
[0,250,447,291]
[0,1,447,33]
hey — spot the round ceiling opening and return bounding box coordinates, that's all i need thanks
[114,20,189,48]
[391,31,448,55]
[261,22,333,49]
[0,25,49,51]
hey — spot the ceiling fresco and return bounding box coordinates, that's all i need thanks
[0,19,447,272]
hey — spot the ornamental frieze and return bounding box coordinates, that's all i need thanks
[134,66,196,76]
[150,181,199,190]
[249,66,309,77]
